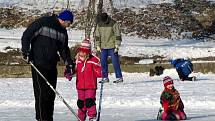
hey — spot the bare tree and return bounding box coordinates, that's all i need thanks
[85,0,96,38]
[109,0,114,16]
[78,0,85,10]
[66,0,70,9]
[83,0,105,50]
[97,0,103,15]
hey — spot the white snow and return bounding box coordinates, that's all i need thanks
[120,36,215,59]
[1,0,215,13]
[1,28,215,61]
[1,27,215,120]
[1,0,215,11]
[1,1,215,119]
[0,70,215,121]
[0,0,174,10]
[136,59,154,64]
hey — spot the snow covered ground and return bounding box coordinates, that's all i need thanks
[1,28,215,60]
[1,17,215,121]
[0,69,215,121]
[1,1,215,121]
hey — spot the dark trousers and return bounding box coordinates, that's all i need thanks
[177,71,193,81]
[100,49,122,78]
[180,76,193,81]
[31,66,57,121]
[177,68,193,81]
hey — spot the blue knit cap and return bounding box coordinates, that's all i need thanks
[58,10,74,23]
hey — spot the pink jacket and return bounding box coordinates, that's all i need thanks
[76,54,102,90]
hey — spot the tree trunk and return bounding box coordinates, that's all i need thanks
[85,0,96,39]
[67,0,70,9]
[83,0,104,50]
[109,0,115,16]
[98,0,103,15]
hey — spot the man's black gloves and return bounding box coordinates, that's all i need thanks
[22,52,30,63]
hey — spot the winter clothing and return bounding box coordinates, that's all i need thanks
[21,12,74,121]
[149,66,164,76]
[76,54,102,89]
[32,66,57,121]
[21,14,74,69]
[113,78,123,83]
[163,76,173,88]
[155,66,164,76]
[161,111,186,120]
[75,43,102,120]
[99,13,109,22]
[96,46,101,52]
[22,52,30,63]
[58,10,74,23]
[77,89,97,121]
[161,88,184,112]
[171,58,194,81]
[160,76,187,120]
[95,14,122,49]
[114,45,119,53]
[95,13,123,81]
[64,65,73,81]
[78,38,91,54]
[100,49,122,78]
[99,77,109,83]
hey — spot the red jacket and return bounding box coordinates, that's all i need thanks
[76,54,102,90]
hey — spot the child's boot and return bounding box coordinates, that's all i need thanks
[89,117,96,121]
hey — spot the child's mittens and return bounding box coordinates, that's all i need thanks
[64,65,73,81]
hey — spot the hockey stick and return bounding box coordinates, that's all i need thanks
[97,81,104,121]
[30,62,81,121]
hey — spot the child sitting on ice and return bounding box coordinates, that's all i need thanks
[74,38,102,121]
[157,76,187,120]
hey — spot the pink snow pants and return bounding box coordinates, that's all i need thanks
[77,89,97,121]
[162,110,186,120]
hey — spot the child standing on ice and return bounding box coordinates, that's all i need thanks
[74,38,102,121]
[157,76,187,120]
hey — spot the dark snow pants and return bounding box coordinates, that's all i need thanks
[177,70,193,81]
[31,66,57,121]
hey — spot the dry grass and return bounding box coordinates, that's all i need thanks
[1,62,215,78]
[0,46,215,77]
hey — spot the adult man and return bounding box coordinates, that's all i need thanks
[95,13,123,83]
[21,10,75,121]
[171,58,196,81]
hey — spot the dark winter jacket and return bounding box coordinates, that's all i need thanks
[21,15,73,68]
[171,59,193,77]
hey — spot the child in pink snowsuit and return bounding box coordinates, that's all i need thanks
[75,38,102,121]
[160,76,187,120]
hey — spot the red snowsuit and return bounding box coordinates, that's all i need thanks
[75,54,102,121]
[160,88,187,120]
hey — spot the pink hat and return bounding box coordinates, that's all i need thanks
[163,76,173,87]
[78,38,91,54]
